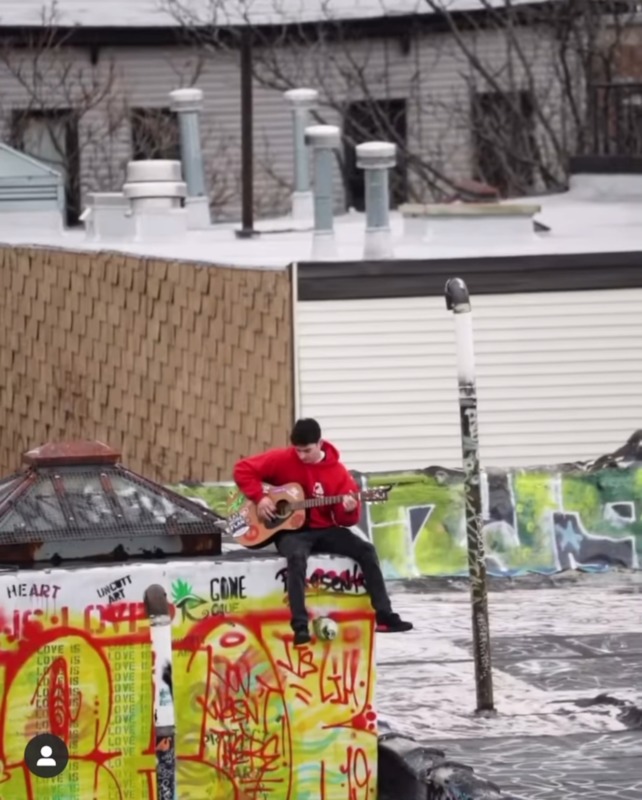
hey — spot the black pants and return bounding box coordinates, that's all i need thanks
[275,526,393,632]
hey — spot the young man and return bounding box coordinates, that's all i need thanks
[233,418,413,645]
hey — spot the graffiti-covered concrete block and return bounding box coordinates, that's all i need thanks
[0,554,377,799]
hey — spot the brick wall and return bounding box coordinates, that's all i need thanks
[0,247,293,482]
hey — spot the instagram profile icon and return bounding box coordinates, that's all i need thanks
[24,733,69,778]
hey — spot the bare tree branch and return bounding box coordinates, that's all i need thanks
[162,0,639,204]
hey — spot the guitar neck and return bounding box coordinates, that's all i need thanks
[292,491,364,510]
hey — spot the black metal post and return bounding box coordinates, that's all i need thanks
[445,277,495,713]
[143,584,176,800]
[237,28,256,238]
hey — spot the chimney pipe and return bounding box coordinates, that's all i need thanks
[356,141,396,259]
[284,88,318,221]
[305,124,340,260]
[169,87,211,229]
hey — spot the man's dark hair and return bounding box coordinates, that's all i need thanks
[290,418,322,446]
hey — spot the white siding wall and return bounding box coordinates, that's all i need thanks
[296,289,642,471]
[0,21,562,220]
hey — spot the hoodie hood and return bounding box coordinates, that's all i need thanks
[318,440,340,466]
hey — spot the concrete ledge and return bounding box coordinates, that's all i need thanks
[399,202,541,218]
[378,730,525,799]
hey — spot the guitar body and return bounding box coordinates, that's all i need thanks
[225,481,391,550]
[226,483,308,549]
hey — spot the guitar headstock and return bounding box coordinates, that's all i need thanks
[362,484,392,503]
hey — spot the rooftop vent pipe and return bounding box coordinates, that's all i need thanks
[305,124,340,260]
[169,87,211,229]
[356,141,396,259]
[83,192,134,241]
[284,88,318,221]
[122,159,187,241]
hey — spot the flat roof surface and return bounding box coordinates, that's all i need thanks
[1,0,553,28]
[1,176,640,269]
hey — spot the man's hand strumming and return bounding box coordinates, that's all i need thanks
[257,495,277,522]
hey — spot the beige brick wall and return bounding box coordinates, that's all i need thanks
[0,247,293,482]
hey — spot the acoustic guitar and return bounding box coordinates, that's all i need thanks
[225,482,391,549]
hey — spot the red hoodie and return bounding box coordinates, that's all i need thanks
[232,441,361,529]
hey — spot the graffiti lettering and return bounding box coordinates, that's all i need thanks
[340,745,373,800]
[210,576,246,602]
[97,575,133,604]
[276,639,319,680]
[6,583,61,600]
[320,646,361,706]
[309,564,365,593]
[196,644,292,797]
[275,564,365,594]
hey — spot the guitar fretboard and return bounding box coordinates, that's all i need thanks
[290,491,367,510]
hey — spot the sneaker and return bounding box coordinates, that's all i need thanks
[293,628,311,646]
[375,612,413,633]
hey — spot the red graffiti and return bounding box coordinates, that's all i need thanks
[31,656,79,740]
[194,637,290,798]
[0,603,375,800]
[340,746,373,800]
[0,602,178,643]
[320,645,361,707]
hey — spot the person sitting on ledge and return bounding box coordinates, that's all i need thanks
[233,417,414,646]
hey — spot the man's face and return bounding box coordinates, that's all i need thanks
[294,441,323,464]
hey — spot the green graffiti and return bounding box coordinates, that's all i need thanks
[170,464,642,578]
[171,578,208,621]
[171,578,194,604]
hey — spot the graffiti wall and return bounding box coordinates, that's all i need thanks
[173,435,642,579]
[0,556,376,800]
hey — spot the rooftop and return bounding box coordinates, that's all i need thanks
[0,0,554,28]
[1,172,641,269]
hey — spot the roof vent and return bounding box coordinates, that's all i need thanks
[305,125,341,260]
[356,141,396,259]
[284,88,318,222]
[169,87,211,229]
[122,159,188,240]
[0,142,65,232]
[81,192,134,241]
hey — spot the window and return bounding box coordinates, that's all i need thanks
[343,98,408,211]
[471,90,536,197]
[11,109,81,226]
[130,108,180,161]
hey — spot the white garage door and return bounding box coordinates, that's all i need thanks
[295,288,642,471]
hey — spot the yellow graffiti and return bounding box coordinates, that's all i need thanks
[0,588,377,800]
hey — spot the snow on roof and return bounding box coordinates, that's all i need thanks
[0,176,640,269]
[0,0,552,29]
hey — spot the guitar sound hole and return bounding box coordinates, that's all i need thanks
[274,501,292,520]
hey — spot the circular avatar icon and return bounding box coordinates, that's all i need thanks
[24,733,69,778]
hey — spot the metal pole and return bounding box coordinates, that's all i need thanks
[237,28,255,238]
[445,277,495,713]
[143,584,177,799]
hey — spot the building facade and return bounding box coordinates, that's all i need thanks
[0,1,570,223]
